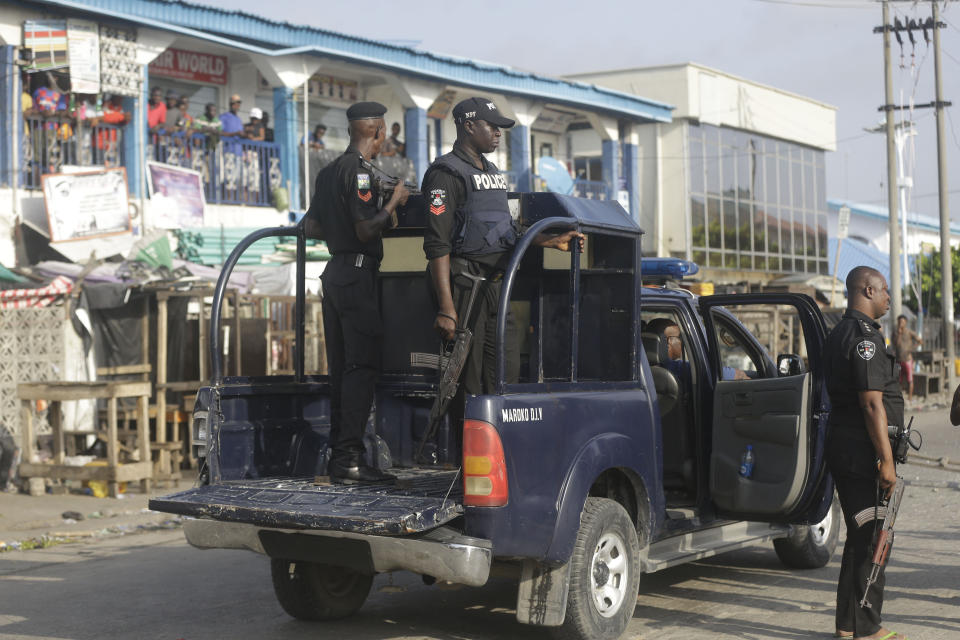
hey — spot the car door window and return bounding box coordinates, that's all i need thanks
[710,312,766,380]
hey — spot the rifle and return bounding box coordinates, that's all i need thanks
[415,272,486,464]
[359,158,421,210]
[859,476,905,608]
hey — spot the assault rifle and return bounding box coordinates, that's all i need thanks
[860,477,905,608]
[414,272,486,464]
[359,158,420,210]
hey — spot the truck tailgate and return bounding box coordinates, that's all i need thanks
[149,469,462,536]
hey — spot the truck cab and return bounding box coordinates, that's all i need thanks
[150,193,837,640]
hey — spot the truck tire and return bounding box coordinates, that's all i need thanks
[270,559,373,621]
[773,494,841,569]
[556,497,641,640]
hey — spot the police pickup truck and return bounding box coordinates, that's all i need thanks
[151,193,839,640]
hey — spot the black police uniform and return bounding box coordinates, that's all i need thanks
[823,308,905,636]
[304,106,388,476]
[422,144,521,394]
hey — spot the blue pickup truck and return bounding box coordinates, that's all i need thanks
[150,193,839,640]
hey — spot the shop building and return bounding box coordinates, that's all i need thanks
[0,0,671,267]
[567,63,838,284]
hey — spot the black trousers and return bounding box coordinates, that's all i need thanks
[321,261,382,464]
[826,429,888,636]
[448,257,520,395]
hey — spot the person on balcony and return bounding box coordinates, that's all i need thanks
[380,122,404,157]
[95,94,131,165]
[245,107,265,141]
[220,94,246,140]
[197,103,222,149]
[162,92,182,134]
[175,97,194,131]
[147,87,166,132]
[262,112,274,143]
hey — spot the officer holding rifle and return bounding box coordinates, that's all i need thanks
[422,97,583,398]
[822,266,907,640]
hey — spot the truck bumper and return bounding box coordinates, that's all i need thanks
[182,519,492,587]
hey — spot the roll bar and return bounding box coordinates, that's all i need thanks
[210,224,307,385]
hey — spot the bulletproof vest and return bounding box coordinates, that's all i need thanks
[435,152,515,258]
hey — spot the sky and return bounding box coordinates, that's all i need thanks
[205,0,960,223]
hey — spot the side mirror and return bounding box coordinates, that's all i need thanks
[777,354,804,376]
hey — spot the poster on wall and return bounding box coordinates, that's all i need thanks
[147,162,206,229]
[23,20,68,69]
[66,19,100,94]
[149,47,228,85]
[42,168,131,242]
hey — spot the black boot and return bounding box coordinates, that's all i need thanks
[328,457,396,484]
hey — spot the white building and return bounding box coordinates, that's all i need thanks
[567,63,838,284]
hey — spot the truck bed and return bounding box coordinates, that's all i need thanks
[149,468,463,536]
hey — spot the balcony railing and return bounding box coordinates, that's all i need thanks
[149,131,282,207]
[21,116,125,189]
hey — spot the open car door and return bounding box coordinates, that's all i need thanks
[699,293,831,523]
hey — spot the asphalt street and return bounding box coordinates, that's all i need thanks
[1,408,958,640]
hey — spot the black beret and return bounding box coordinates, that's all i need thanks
[346,101,387,121]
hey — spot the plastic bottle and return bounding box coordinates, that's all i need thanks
[739,445,755,479]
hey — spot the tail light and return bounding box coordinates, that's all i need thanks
[463,419,508,507]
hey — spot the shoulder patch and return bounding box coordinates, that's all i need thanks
[357,173,370,191]
[856,340,876,361]
[429,188,446,216]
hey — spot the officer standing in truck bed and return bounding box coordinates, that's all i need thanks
[303,101,408,484]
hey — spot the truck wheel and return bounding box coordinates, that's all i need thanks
[557,498,641,640]
[270,559,373,621]
[773,494,841,569]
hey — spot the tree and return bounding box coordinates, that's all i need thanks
[905,246,960,318]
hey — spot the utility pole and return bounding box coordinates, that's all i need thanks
[882,1,903,322]
[932,0,955,392]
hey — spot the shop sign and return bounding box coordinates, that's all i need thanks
[23,20,68,69]
[67,20,100,94]
[149,48,228,85]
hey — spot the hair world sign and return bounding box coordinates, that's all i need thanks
[149,48,228,85]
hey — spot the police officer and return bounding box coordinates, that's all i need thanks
[422,97,583,397]
[823,266,906,640]
[303,101,408,483]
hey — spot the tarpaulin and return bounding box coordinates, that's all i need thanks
[0,276,72,309]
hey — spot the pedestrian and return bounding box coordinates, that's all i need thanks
[422,97,583,401]
[302,101,408,483]
[822,265,908,640]
[892,314,922,402]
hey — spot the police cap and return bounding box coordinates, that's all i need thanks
[346,101,387,121]
[452,97,515,128]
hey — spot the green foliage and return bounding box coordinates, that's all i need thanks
[906,247,960,317]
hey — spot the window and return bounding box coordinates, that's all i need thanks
[711,312,765,380]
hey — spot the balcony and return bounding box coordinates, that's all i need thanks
[21,116,125,189]
[149,131,282,207]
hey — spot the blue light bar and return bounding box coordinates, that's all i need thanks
[641,258,699,279]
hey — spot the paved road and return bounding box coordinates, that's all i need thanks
[1,409,958,640]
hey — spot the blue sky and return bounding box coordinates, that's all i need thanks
[205,0,960,222]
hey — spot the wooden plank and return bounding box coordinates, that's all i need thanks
[156,381,203,392]
[157,296,169,479]
[96,364,152,376]
[18,461,152,482]
[138,395,151,494]
[20,401,35,464]
[17,381,152,401]
[50,401,64,465]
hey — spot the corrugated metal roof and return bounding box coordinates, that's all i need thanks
[828,199,960,236]
[828,237,890,285]
[33,0,674,123]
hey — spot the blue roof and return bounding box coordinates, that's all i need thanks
[828,199,960,236]
[828,237,889,285]
[36,0,673,123]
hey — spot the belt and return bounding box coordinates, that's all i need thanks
[331,253,379,270]
[451,256,504,282]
